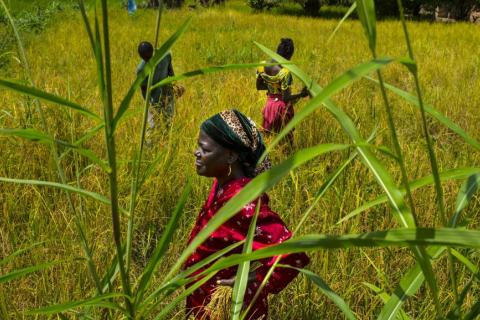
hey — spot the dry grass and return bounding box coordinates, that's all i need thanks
[1,1,480,319]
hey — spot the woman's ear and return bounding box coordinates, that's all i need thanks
[227,150,239,165]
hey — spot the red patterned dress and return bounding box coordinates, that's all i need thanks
[185,177,309,320]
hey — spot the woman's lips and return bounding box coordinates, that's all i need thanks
[195,160,203,168]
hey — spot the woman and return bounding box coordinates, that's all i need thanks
[256,38,309,141]
[185,109,309,320]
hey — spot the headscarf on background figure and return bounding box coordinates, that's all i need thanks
[185,109,309,320]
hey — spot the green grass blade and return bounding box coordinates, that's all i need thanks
[27,293,127,315]
[356,0,377,52]
[0,78,101,121]
[327,2,357,43]
[283,266,356,320]
[151,272,216,320]
[366,77,480,151]
[377,246,446,320]
[113,17,193,130]
[0,242,45,268]
[140,241,244,311]
[231,200,260,320]
[338,168,480,224]
[163,143,349,282]
[0,128,110,173]
[450,249,479,280]
[192,229,480,279]
[363,282,409,320]
[256,53,394,152]
[78,0,95,55]
[464,300,480,320]
[451,174,480,227]
[255,43,415,229]
[135,181,192,305]
[150,62,290,90]
[0,261,57,284]
[0,177,114,207]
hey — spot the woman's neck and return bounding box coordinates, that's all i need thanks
[217,171,245,188]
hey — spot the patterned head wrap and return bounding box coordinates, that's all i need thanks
[200,109,271,177]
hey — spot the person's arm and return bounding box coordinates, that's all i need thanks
[282,86,309,103]
[256,77,267,90]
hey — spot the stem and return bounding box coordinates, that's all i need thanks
[153,0,164,48]
[0,0,103,294]
[374,68,418,224]
[100,0,134,316]
[395,0,458,316]
[125,0,164,275]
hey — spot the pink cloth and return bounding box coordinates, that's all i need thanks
[185,178,309,320]
[262,94,294,134]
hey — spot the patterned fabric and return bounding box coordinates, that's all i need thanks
[201,109,271,177]
[185,178,310,320]
[256,62,293,95]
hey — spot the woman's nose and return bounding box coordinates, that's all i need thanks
[193,148,200,157]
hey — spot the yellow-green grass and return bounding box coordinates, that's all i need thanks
[1,2,480,319]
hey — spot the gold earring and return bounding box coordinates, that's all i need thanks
[227,164,232,177]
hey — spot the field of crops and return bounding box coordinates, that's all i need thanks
[1,1,480,319]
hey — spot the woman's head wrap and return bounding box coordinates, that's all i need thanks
[200,109,271,177]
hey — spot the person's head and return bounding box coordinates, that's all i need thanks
[194,109,270,183]
[276,38,294,60]
[138,41,154,61]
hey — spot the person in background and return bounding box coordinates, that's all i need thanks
[137,41,181,131]
[185,109,309,319]
[256,38,309,143]
[127,0,137,14]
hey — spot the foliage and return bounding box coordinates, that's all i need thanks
[246,0,282,11]
[1,0,480,319]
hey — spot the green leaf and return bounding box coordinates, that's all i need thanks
[113,17,193,130]
[0,78,101,121]
[0,261,57,284]
[377,246,446,320]
[164,143,349,282]
[255,43,415,230]
[0,242,45,268]
[0,177,125,212]
[141,241,245,312]
[231,199,260,320]
[337,168,480,225]
[356,0,377,52]
[464,300,480,320]
[135,181,192,305]
[450,249,479,280]
[151,272,216,320]
[27,293,127,315]
[366,77,480,151]
[0,128,110,173]
[284,266,356,320]
[150,62,290,90]
[363,282,409,320]
[451,174,480,227]
[327,2,357,43]
[195,229,479,280]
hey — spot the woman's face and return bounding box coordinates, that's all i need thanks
[194,130,231,178]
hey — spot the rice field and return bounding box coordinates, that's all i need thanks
[1,1,480,319]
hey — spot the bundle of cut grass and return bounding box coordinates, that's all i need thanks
[205,285,232,320]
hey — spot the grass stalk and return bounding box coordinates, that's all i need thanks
[0,0,103,295]
[125,0,164,274]
[99,0,134,316]
[395,0,459,315]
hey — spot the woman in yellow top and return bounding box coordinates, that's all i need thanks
[256,38,309,142]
